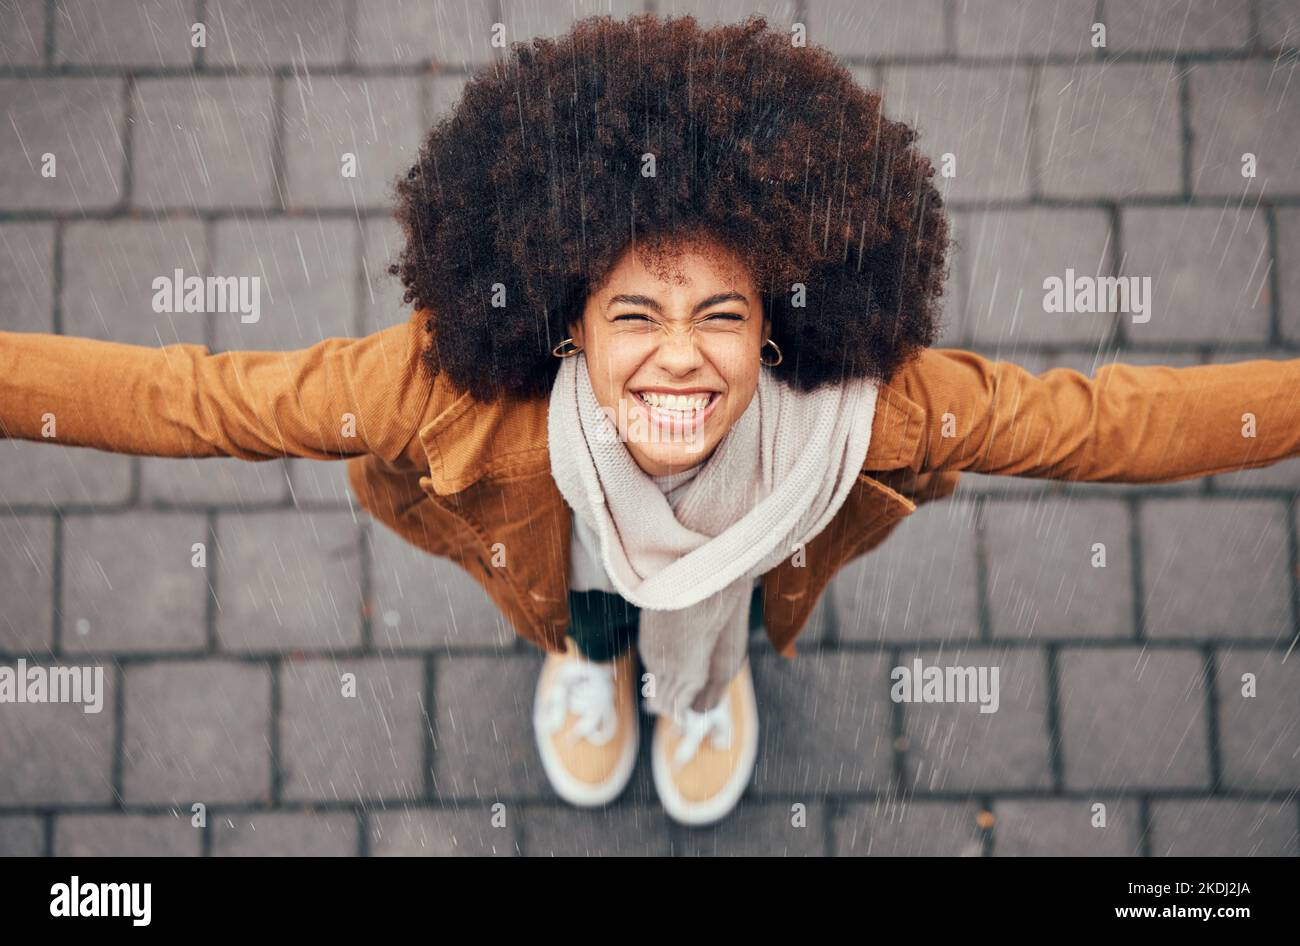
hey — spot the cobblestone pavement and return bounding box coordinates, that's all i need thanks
[1,0,1298,856]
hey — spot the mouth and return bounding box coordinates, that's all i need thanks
[628,388,722,437]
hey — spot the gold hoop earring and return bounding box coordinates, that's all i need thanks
[552,337,582,358]
[760,337,783,368]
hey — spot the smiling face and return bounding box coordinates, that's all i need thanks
[569,236,768,476]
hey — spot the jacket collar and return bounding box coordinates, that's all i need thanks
[417,373,925,495]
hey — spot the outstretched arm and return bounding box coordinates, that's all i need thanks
[0,310,435,466]
[879,347,1300,483]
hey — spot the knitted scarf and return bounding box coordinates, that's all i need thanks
[547,353,878,723]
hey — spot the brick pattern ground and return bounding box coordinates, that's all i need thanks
[1,0,1297,856]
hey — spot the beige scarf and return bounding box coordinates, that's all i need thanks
[548,353,878,723]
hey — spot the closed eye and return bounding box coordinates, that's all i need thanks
[612,312,744,324]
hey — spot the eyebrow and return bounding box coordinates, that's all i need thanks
[605,291,750,316]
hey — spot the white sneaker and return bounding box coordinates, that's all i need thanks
[650,659,759,826]
[533,637,639,807]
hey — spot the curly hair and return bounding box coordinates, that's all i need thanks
[391,13,950,402]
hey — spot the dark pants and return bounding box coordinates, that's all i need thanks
[568,585,765,662]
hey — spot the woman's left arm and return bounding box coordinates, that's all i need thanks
[882,347,1300,483]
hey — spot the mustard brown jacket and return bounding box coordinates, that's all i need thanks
[4,309,1299,657]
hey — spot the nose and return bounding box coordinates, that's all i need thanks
[654,324,705,376]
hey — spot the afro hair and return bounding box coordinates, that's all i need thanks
[391,12,951,402]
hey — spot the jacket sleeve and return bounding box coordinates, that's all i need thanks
[0,310,436,466]
[886,347,1300,483]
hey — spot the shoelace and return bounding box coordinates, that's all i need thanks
[669,699,733,770]
[536,659,619,747]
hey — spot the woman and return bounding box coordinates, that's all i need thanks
[2,14,1298,828]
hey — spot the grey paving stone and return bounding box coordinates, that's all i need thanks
[1057,647,1211,790]
[748,652,896,796]
[0,815,45,856]
[205,0,348,67]
[212,810,358,856]
[1121,206,1271,345]
[1212,454,1300,490]
[880,65,1033,203]
[0,223,55,333]
[1140,499,1291,643]
[832,500,981,643]
[956,208,1115,346]
[901,645,1054,791]
[985,497,1135,640]
[833,799,986,856]
[286,458,355,508]
[360,216,408,337]
[62,512,208,654]
[122,660,272,805]
[1258,0,1300,47]
[502,0,647,39]
[141,456,291,505]
[1104,0,1251,53]
[1037,63,1183,199]
[0,514,55,654]
[370,806,516,856]
[427,74,468,125]
[280,656,427,802]
[353,0,496,68]
[62,220,208,347]
[519,805,673,856]
[209,217,357,352]
[369,525,513,651]
[1214,648,1300,792]
[992,798,1143,856]
[672,801,827,855]
[1149,798,1298,856]
[213,510,363,652]
[0,442,132,506]
[431,653,548,799]
[132,77,275,210]
[0,0,46,66]
[55,0,197,67]
[952,0,1098,57]
[0,77,124,211]
[0,660,116,804]
[809,0,947,59]
[282,76,422,209]
[1190,61,1300,197]
[1278,209,1300,344]
[56,813,202,856]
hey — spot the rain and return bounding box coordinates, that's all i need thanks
[0,0,1296,873]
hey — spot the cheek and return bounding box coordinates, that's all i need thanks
[582,340,640,408]
[708,335,760,390]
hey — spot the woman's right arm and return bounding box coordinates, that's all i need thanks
[0,310,436,466]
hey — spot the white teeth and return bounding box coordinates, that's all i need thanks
[638,391,712,411]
